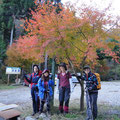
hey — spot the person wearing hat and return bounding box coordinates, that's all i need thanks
[38,69,54,114]
[81,65,98,120]
[56,62,73,114]
[24,64,42,116]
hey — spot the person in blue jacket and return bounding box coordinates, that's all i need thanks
[38,69,54,114]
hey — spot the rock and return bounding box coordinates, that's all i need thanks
[39,113,46,118]
[43,117,51,120]
[25,116,36,120]
[108,110,120,115]
[39,113,51,120]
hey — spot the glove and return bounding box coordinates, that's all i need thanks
[86,81,93,84]
[45,89,49,93]
[88,87,93,91]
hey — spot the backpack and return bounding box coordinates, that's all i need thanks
[94,73,101,90]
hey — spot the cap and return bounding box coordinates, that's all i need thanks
[59,62,67,70]
[42,69,50,74]
[83,65,91,70]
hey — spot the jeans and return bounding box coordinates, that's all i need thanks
[31,86,39,113]
[59,87,70,113]
[40,92,51,112]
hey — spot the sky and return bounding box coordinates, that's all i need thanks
[62,0,120,17]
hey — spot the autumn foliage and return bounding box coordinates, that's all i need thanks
[5,0,120,111]
[6,1,120,68]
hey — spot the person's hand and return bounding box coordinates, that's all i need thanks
[47,90,50,93]
[35,86,38,91]
[88,87,93,91]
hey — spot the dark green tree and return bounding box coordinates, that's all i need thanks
[0,0,35,45]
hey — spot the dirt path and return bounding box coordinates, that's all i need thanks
[0,86,31,105]
[0,81,120,106]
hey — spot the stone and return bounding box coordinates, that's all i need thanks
[25,116,36,120]
[39,113,46,118]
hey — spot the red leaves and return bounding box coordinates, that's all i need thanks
[7,1,120,66]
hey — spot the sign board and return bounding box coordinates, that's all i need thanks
[6,67,21,74]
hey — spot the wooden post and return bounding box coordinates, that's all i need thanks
[15,74,19,84]
[7,74,10,86]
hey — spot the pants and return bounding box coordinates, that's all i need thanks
[86,92,98,120]
[59,87,70,113]
[40,92,50,112]
[31,86,39,113]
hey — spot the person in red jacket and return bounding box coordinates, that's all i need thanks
[24,65,42,116]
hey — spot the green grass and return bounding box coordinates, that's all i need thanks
[0,84,20,90]
[20,105,120,120]
[17,96,120,120]
[36,104,120,120]
[64,114,78,118]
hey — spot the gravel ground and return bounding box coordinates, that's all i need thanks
[54,81,120,106]
[0,86,31,105]
[0,81,120,107]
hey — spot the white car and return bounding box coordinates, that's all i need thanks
[71,73,81,83]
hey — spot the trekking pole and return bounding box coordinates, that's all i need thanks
[86,87,94,120]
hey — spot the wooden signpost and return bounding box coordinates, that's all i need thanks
[6,67,21,85]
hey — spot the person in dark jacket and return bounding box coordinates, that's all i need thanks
[56,63,73,114]
[81,65,98,120]
[38,69,54,114]
[24,65,42,116]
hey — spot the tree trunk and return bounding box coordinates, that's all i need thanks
[39,63,41,70]
[80,80,84,111]
[10,25,14,46]
[7,74,10,85]
[51,56,55,109]
[32,63,34,73]
[10,15,15,46]
[44,52,48,69]
[67,58,85,111]
[114,60,117,80]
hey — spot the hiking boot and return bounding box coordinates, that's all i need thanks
[59,110,63,114]
[31,112,36,116]
[38,111,42,114]
[46,111,51,117]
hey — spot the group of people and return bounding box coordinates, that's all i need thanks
[25,63,99,120]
